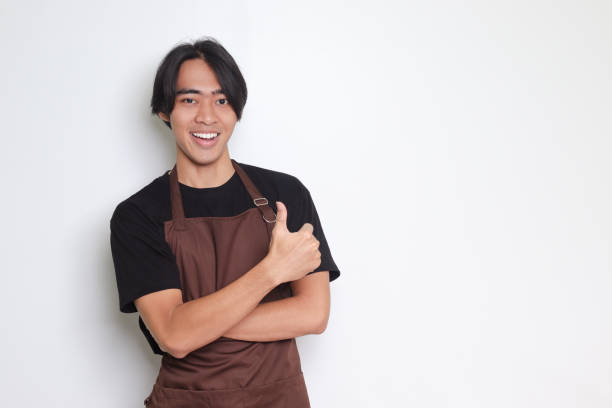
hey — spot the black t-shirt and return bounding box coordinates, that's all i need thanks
[109,160,340,355]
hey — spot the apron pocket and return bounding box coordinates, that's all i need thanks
[152,383,243,408]
[148,373,308,408]
[243,372,310,408]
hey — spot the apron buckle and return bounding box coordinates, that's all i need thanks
[262,213,276,223]
[253,197,268,206]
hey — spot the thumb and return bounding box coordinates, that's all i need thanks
[274,201,288,230]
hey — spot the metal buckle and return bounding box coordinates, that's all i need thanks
[253,197,268,206]
[262,213,276,223]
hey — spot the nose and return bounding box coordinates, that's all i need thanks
[195,98,217,125]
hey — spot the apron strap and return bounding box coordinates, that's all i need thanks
[230,159,277,237]
[169,163,185,221]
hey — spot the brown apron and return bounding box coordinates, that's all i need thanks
[144,159,311,408]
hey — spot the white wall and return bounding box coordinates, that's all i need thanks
[1,1,610,407]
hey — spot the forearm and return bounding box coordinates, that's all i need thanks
[222,295,320,342]
[166,259,277,358]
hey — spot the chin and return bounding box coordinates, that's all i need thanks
[192,153,227,166]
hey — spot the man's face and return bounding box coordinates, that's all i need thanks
[158,58,238,167]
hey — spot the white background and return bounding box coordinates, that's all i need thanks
[1,1,611,407]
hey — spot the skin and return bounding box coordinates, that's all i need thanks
[136,58,331,357]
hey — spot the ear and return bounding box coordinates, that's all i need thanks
[158,112,170,122]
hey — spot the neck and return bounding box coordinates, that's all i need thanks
[175,149,235,188]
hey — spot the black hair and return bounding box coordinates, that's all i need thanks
[150,37,247,129]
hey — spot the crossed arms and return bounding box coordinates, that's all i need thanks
[135,265,330,358]
[223,270,330,341]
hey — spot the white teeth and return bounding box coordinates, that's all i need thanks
[192,132,219,140]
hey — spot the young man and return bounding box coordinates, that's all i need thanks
[109,37,340,407]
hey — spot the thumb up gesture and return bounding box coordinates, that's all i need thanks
[264,201,321,285]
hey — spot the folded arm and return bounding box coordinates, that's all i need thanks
[222,271,331,341]
[135,260,278,359]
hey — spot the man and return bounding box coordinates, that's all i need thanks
[110,37,340,407]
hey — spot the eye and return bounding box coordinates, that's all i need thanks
[217,98,228,105]
[181,98,196,104]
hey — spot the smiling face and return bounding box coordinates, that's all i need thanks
[158,58,238,170]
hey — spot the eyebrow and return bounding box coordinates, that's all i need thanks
[175,88,225,96]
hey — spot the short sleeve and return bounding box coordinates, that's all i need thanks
[109,201,182,313]
[286,181,341,282]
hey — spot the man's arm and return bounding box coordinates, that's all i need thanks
[135,202,320,358]
[222,271,331,341]
[135,260,278,359]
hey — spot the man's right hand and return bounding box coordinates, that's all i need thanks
[263,201,321,285]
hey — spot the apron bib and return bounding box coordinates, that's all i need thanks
[144,159,310,408]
